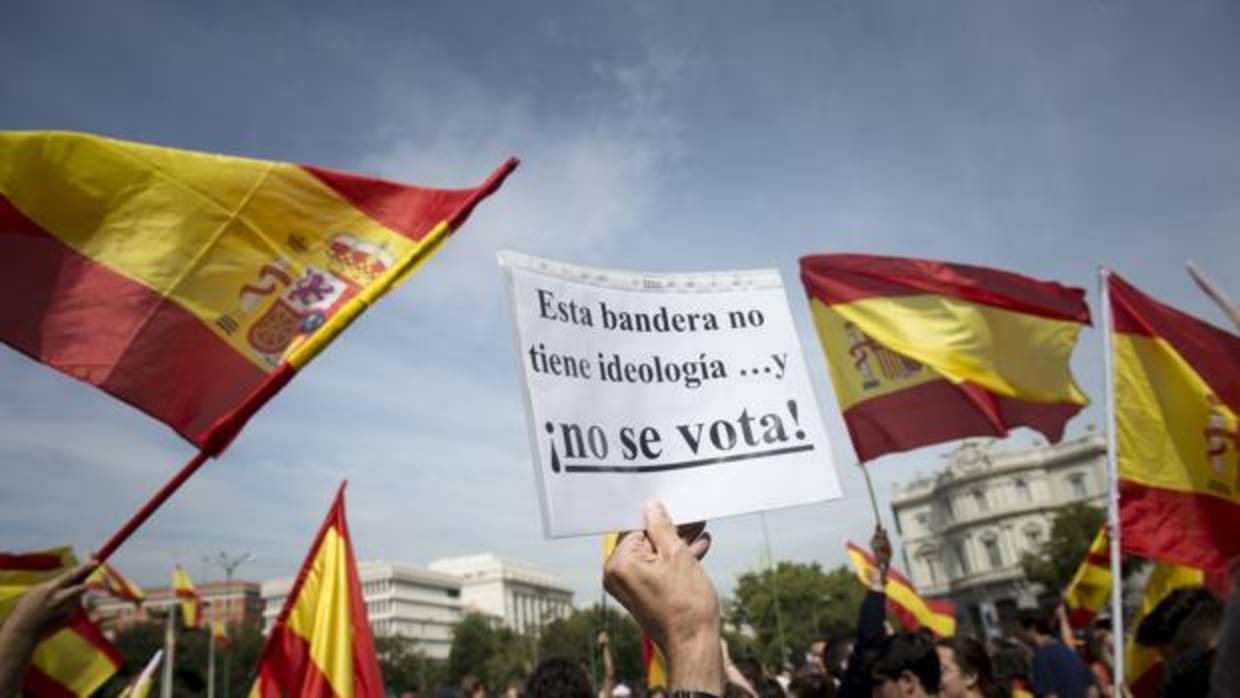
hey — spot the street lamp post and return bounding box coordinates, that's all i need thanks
[204,552,252,698]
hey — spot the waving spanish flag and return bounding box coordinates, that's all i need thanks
[249,483,382,698]
[845,542,955,637]
[87,561,145,605]
[1061,526,1112,629]
[800,254,1089,462]
[0,548,122,698]
[1108,272,1240,572]
[0,131,516,453]
[173,565,201,629]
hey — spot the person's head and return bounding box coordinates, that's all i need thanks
[1015,607,1055,644]
[461,675,487,698]
[1158,646,1215,698]
[823,636,853,680]
[1135,586,1223,661]
[789,671,836,698]
[989,639,1030,689]
[525,658,593,698]
[870,632,940,698]
[935,637,995,698]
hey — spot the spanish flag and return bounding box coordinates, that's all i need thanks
[0,548,122,698]
[172,565,202,629]
[800,254,1090,462]
[249,483,382,698]
[118,650,163,698]
[1061,526,1112,629]
[1108,272,1240,572]
[603,533,666,688]
[0,131,516,453]
[86,562,145,605]
[845,542,955,637]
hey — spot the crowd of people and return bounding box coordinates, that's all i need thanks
[2,501,1238,698]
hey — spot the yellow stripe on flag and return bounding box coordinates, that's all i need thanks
[845,543,955,637]
[29,625,118,698]
[813,294,1088,407]
[285,526,356,698]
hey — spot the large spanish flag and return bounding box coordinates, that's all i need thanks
[249,483,382,698]
[1061,526,1112,629]
[800,254,1090,462]
[1108,272,1240,572]
[173,565,202,629]
[0,131,516,453]
[845,542,955,637]
[0,548,122,698]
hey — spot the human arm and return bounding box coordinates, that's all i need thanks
[598,631,615,698]
[603,501,722,695]
[0,562,96,698]
[720,639,758,698]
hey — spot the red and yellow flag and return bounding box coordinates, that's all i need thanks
[845,542,956,637]
[172,565,202,629]
[1108,273,1240,572]
[86,562,144,605]
[1124,561,1205,698]
[249,483,382,698]
[1062,526,1112,629]
[800,254,1090,462]
[0,548,122,698]
[603,533,666,687]
[0,131,516,453]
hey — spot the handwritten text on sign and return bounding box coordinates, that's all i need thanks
[499,252,841,537]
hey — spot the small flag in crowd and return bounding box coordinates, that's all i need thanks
[0,548,122,698]
[86,562,145,605]
[1108,272,1240,572]
[1062,526,1112,629]
[173,565,201,629]
[118,650,163,698]
[0,131,516,454]
[845,542,956,637]
[248,483,383,698]
[800,254,1090,462]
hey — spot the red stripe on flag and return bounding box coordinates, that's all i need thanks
[800,254,1090,323]
[0,197,268,447]
[301,165,481,242]
[842,378,1083,461]
[1109,274,1240,410]
[1119,480,1240,573]
[21,666,81,698]
[0,553,65,571]
[258,626,338,698]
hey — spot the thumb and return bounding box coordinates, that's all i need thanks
[642,500,680,555]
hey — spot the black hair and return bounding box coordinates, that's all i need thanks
[788,672,835,698]
[1016,607,1055,637]
[990,639,1031,687]
[823,635,853,679]
[1158,646,1215,698]
[936,636,1003,698]
[870,632,941,693]
[525,658,593,698]
[1135,586,1221,649]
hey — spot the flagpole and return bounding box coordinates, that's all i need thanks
[859,462,883,527]
[1186,260,1240,331]
[759,512,789,667]
[207,611,216,698]
[161,603,176,698]
[1099,267,1125,695]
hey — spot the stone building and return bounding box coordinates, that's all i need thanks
[890,432,1108,637]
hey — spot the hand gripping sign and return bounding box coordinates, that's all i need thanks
[499,251,842,537]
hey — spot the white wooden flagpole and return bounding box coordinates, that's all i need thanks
[1099,267,1125,696]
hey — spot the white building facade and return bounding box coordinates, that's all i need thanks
[891,433,1108,637]
[428,554,574,635]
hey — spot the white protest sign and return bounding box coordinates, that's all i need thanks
[499,251,842,537]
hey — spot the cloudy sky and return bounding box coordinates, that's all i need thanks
[3,2,1238,607]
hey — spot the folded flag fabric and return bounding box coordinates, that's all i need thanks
[0,131,516,453]
[1062,526,1112,629]
[172,565,201,629]
[845,542,956,637]
[248,483,382,698]
[1108,272,1240,572]
[800,254,1090,462]
[86,561,144,604]
[0,547,122,698]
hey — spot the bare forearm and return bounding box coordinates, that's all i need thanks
[666,627,724,695]
[0,624,37,698]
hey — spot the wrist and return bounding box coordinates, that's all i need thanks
[665,626,724,695]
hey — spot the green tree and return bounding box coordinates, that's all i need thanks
[101,616,266,698]
[1020,503,1144,599]
[537,606,643,685]
[485,627,535,692]
[729,561,864,670]
[448,613,498,686]
[376,634,445,695]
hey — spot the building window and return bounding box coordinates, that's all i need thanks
[973,489,988,513]
[1014,478,1031,502]
[1025,527,1042,546]
[943,498,955,522]
[954,542,970,576]
[921,556,938,585]
[1069,473,1088,498]
[982,537,1003,569]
